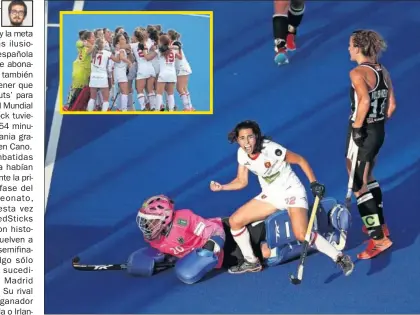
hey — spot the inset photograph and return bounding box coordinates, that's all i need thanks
[1,0,33,27]
[59,11,213,114]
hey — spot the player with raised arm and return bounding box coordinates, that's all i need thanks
[64,31,95,110]
[130,28,156,111]
[346,30,395,259]
[86,38,120,111]
[210,120,354,275]
[112,33,132,111]
[273,0,305,65]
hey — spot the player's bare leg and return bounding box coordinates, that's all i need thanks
[228,199,278,274]
[177,75,193,111]
[273,0,290,65]
[118,82,129,111]
[352,161,392,259]
[136,79,147,111]
[100,88,110,111]
[86,88,98,111]
[146,77,155,111]
[156,81,166,111]
[288,207,354,275]
[165,83,176,111]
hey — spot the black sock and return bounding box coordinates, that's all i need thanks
[367,180,385,225]
[288,3,305,33]
[272,15,288,48]
[357,192,384,240]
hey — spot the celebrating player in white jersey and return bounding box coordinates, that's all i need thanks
[155,34,182,112]
[168,29,194,111]
[87,38,120,111]
[210,120,354,274]
[130,28,157,111]
[112,33,133,111]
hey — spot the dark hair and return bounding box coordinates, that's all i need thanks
[351,29,387,59]
[8,0,27,17]
[147,26,159,43]
[158,34,171,57]
[227,120,270,154]
[167,29,180,41]
[115,26,124,34]
[80,31,93,41]
[113,33,125,47]
[78,29,88,39]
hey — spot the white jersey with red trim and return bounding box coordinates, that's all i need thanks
[237,139,301,189]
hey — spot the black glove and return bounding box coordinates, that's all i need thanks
[172,40,182,49]
[137,42,145,51]
[310,181,326,199]
[159,44,169,53]
[352,126,367,147]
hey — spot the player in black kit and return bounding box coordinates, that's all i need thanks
[346,29,396,260]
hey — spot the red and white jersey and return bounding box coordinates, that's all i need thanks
[237,140,301,189]
[114,49,128,69]
[90,50,112,74]
[130,43,151,67]
[146,209,225,268]
[157,50,177,76]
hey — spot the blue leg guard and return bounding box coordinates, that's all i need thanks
[175,249,218,284]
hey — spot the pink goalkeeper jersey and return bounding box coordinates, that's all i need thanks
[146,209,225,268]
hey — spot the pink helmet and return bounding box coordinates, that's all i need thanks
[136,195,175,240]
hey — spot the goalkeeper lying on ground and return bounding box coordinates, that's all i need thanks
[125,194,353,284]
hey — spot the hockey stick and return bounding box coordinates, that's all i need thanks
[345,136,359,209]
[71,256,176,273]
[289,196,320,285]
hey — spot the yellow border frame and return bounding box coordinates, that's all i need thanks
[59,11,214,115]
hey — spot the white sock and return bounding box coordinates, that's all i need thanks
[231,227,258,263]
[87,98,95,111]
[167,94,175,111]
[102,101,110,111]
[311,232,341,261]
[187,92,193,108]
[137,93,145,110]
[180,93,190,109]
[120,94,128,111]
[127,93,134,111]
[156,94,163,111]
[148,92,156,110]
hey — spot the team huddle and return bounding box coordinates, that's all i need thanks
[64,25,194,112]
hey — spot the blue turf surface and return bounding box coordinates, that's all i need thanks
[45,1,420,313]
[61,13,210,111]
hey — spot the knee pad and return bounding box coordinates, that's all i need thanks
[353,160,367,192]
[265,210,297,249]
[329,204,351,232]
[175,249,218,284]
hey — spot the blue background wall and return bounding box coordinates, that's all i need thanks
[45,1,420,313]
[61,12,210,111]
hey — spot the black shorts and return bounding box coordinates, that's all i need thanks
[345,121,385,162]
[221,218,266,268]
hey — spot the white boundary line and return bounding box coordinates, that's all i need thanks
[45,0,85,213]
